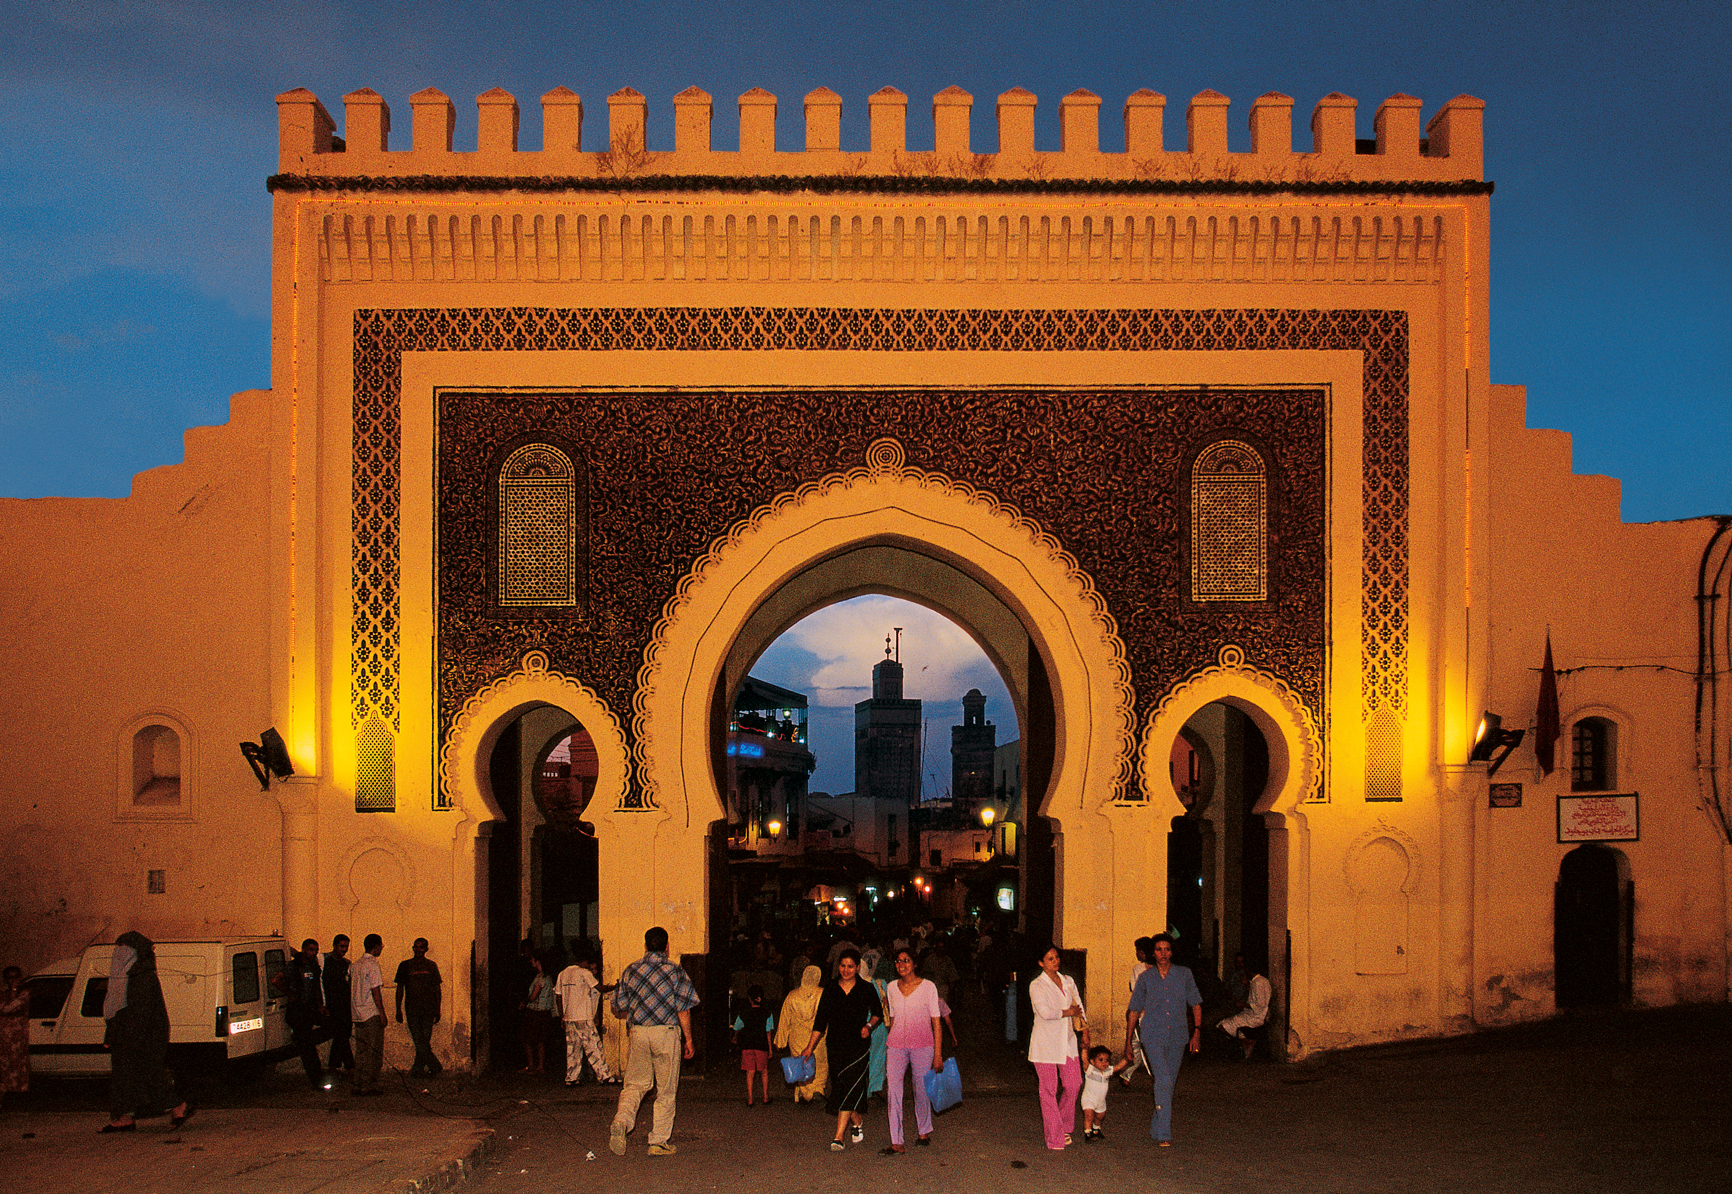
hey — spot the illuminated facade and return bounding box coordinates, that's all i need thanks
[2,79,1729,1072]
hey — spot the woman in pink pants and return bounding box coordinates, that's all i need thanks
[881,948,944,1154]
[1027,946,1087,1150]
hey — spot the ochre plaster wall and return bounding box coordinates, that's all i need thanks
[1480,385,1727,1019]
[0,391,277,965]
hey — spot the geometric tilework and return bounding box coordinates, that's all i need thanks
[350,306,1408,784]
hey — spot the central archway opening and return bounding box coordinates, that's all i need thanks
[727,594,1023,930]
[710,587,1049,1075]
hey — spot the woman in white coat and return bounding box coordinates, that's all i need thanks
[1027,945,1088,1150]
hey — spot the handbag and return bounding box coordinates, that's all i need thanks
[780,1052,816,1085]
[923,1056,962,1114]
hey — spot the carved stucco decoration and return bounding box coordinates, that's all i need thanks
[1343,820,1423,895]
[438,649,629,816]
[631,436,1136,812]
[431,378,1332,808]
[1142,643,1325,808]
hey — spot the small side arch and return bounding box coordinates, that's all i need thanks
[439,650,631,826]
[1139,645,1322,820]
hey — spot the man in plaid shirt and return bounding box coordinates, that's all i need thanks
[609,926,699,1157]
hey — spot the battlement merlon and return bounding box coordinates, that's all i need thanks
[274,86,1484,184]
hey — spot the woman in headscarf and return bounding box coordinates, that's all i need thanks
[866,950,893,1100]
[775,965,827,1104]
[102,931,191,1133]
[799,948,883,1151]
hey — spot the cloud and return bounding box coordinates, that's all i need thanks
[49,319,156,351]
[778,594,1011,723]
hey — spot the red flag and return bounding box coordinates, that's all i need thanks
[1535,634,1560,776]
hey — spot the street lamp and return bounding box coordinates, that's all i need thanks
[980,806,996,827]
[767,819,783,839]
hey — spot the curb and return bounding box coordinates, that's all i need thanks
[379,1125,495,1194]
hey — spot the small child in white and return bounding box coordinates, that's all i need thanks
[1081,1044,1131,1141]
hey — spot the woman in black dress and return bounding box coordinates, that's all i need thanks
[101,931,191,1133]
[799,947,883,1151]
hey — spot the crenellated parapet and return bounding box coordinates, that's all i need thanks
[274,85,1485,189]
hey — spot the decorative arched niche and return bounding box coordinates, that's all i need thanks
[1344,824,1421,976]
[117,710,195,821]
[1139,645,1322,820]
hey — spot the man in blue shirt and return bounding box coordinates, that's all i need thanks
[1123,933,1203,1146]
[609,927,699,1157]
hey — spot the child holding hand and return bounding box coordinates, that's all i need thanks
[1080,1044,1131,1141]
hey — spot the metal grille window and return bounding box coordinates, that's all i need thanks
[498,444,578,607]
[1571,718,1613,791]
[355,715,396,812]
[1191,440,1268,601]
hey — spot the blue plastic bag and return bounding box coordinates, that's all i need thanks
[923,1056,962,1114]
[781,1053,816,1085]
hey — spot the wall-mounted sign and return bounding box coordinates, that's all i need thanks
[1489,783,1523,809]
[1557,793,1639,843]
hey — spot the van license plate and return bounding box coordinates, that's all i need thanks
[228,1017,264,1034]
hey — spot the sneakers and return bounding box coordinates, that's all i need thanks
[609,1124,627,1157]
[850,1125,864,1144]
[648,1142,676,1156]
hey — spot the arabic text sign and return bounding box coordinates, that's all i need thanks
[1557,793,1639,843]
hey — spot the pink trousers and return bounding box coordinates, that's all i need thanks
[1034,1054,1082,1149]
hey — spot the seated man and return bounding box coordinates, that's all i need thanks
[1216,963,1272,1060]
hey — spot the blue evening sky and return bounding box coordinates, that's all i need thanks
[1,2,1724,783]
[1,0,1724,517]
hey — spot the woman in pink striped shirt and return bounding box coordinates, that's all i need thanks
[880,947,945,1155]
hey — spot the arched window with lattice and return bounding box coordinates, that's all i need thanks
[498,443,580,608]
[1190,440,1268,602]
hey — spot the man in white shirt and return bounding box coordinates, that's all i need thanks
[349,934,386,1095]
[1119,936,1154,1083]
[554,949,614,1087]
[1217,968,1273,1060]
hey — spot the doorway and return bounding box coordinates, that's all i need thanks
[480,706,602,1071]
[1166,702,1271,981]
[1554,844,1631,1008]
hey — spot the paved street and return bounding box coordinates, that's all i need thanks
[2,1000,1726,1193]
[463,1000,1732,1194]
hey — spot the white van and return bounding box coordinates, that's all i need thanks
[24,937,294,1077]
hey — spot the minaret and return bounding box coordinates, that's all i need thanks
[950,688,995,815]
[855,631,921,811]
